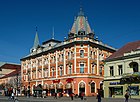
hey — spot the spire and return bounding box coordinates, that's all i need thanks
[78,6,84,16]
[33,27,40,49]
[52,27,54,39]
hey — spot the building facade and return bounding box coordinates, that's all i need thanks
[104,40,140,99]
[0,62,21,95]
[21,9,116,96]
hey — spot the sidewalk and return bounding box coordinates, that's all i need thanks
[0,95,140,102]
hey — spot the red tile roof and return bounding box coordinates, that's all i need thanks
[0,70,20,79]
[106,40,140,60]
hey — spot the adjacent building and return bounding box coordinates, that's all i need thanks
[104,40,140,98]
[20,8,116,96]
[0,62,21,95]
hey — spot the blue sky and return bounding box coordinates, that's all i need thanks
[0,0,140,64]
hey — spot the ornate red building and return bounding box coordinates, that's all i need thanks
[20,8,116,96]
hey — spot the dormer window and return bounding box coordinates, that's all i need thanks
[78,31,85,36]
[49,44,51,46]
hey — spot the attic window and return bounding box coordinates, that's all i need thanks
[49,44,51,46]
[78,31,85,35]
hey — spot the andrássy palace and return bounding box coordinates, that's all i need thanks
[20,8,116,96]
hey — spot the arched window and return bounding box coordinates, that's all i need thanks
[80,50,84,58]
[91,82,95,93]
[129,62,138,73]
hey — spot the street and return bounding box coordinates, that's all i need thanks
[0,96,140,102]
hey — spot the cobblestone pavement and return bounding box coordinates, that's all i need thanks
[0,96,140,102]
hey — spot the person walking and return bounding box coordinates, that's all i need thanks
[96,93,101,102]
[54,92,57,99]
[70,93,74,100]
[124,92,129,102]
[11,92,14,100]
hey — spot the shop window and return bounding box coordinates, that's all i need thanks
[91,82,95,93]
[80,64,84,73]
[114,86,123,95]
[128,86,139,95]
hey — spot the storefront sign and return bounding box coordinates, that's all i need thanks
[110,82,121,85]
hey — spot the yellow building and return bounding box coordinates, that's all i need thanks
[20,8,116,97]
[104,40,140,99]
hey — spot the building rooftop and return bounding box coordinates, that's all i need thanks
[106,40,140,61]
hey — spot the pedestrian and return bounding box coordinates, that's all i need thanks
[54,92,57,99]
[81,92,84,100]
[11,92,14,100]
[70,93,74,100]
[96,93,101,102]
[124,92,129,102]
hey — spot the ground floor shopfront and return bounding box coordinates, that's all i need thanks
[22,77,103,97]
[104,79,140,99]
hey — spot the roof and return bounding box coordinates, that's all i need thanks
[0,69,20,79]
[70,8,92,35]
[0,63,21,70]
[42,39,61,45]
[0,62,21,79]
[106,40,140,61]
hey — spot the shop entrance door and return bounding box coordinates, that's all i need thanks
[109,87,114,97]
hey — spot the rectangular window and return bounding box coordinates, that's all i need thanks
[62,54,64,61]
[60,67,62,76]
[118,65,123,75]
[80,50,84,58]
[99,67,102,76]
[80,64,84,73]
[114,86,123,95]
[52,69,54,77]
[91,64,95,74]
[110,66,114,76]
[68,65,72,74]
[129,86,139,95]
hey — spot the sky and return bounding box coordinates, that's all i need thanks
[0,0,140,64]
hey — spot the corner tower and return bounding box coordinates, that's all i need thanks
[68,7,95,39]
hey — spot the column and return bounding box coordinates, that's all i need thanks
[96,48,99,75]
[56,51,58,78]
[74,45,76,73]
[31,59,33,79]
[48,53,50,77]
[42,56,44,78]
[36,58,38,79]
[88,45,90,73]
[64,48,66,75]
